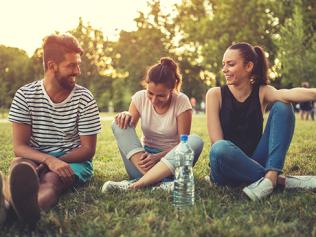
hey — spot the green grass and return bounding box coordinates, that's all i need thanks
[0,114,315,237]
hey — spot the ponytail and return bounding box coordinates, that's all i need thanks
[229,42,269,85]
[253,46,269,85]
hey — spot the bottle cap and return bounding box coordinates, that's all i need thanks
[180,134,188,142]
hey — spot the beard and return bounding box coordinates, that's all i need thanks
[54,70,76,91]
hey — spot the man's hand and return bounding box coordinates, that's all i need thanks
[45,157,75,185]
[137,152,161,172]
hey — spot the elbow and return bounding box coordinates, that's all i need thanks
[83,145,96,160]
[88,148,96,159]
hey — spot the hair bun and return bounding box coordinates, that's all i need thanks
[160,57,176,69]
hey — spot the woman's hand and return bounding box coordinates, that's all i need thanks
[114,111,134,129]
[137,152,162,172]
[129,181,143,189]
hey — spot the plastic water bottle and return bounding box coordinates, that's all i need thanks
[173,134,195,208]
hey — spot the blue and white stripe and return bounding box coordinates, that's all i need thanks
[9,80,101,154]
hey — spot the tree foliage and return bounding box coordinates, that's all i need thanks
[275,0,316,87]
[0,46,30,108]
[1,0,316,110]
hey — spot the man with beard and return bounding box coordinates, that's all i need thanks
[0,34,101,225]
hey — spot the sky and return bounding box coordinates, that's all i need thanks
[0,0,181,56]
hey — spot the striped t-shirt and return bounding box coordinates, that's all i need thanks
[8,80,101,154]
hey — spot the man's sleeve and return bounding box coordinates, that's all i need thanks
[78,92,101,136]
[8,89,31,125]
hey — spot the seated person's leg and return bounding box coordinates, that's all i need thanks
[255,101,295,184]
[9,158,40,224]
[112,121,146,178]
[188,134,204,166]
[37,171,73,211]
[130,135,204,189]
[210,140,265,186]
[130,162,172,189]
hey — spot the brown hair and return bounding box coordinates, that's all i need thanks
[42,34,83,71]
[229,42,269,85]
[144,57,182,92]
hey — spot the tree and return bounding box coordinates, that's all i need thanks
[304,35,316,87]
[0,46,30,108]
[275,1,308,86]
[70,18,114,111]
[173,0,285,86]
[110,2,171,110]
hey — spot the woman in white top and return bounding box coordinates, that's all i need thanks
[102,57,203,191]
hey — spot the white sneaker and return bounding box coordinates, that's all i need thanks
[0,172,7,225]
[101,180,130,193]
[152,181,174,192]
[204,175,214,187]
[285,176,316,190]
[243,177,274,201]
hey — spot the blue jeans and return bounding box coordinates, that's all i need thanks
[210,101,295,186]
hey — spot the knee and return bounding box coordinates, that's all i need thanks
[271,101,295,118]
[111,120,120,134]
[111,120,134,137]
[188,134,204,154]
[112,120,124,137]
[188,134,204,166]
[210,140,238,168]
[210,140,231,161]
[209,140,234,186]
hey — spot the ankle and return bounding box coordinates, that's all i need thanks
[264,173,278,187]
[277,175,286,187]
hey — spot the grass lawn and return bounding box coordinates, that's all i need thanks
[0,114,315,237]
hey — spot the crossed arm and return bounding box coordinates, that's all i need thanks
[115,101,192,174]
[12,122,97,184]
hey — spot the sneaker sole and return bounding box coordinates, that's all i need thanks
[10,162,40,224]
[242,187,258,201]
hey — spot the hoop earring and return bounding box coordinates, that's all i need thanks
[250,76,256,85]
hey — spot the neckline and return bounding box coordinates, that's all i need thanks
[226,85,254,103]
[40,80,76,107]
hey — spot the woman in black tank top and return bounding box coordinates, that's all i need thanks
[206,42,316,201]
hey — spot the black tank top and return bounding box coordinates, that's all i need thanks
[220,85,263,156]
